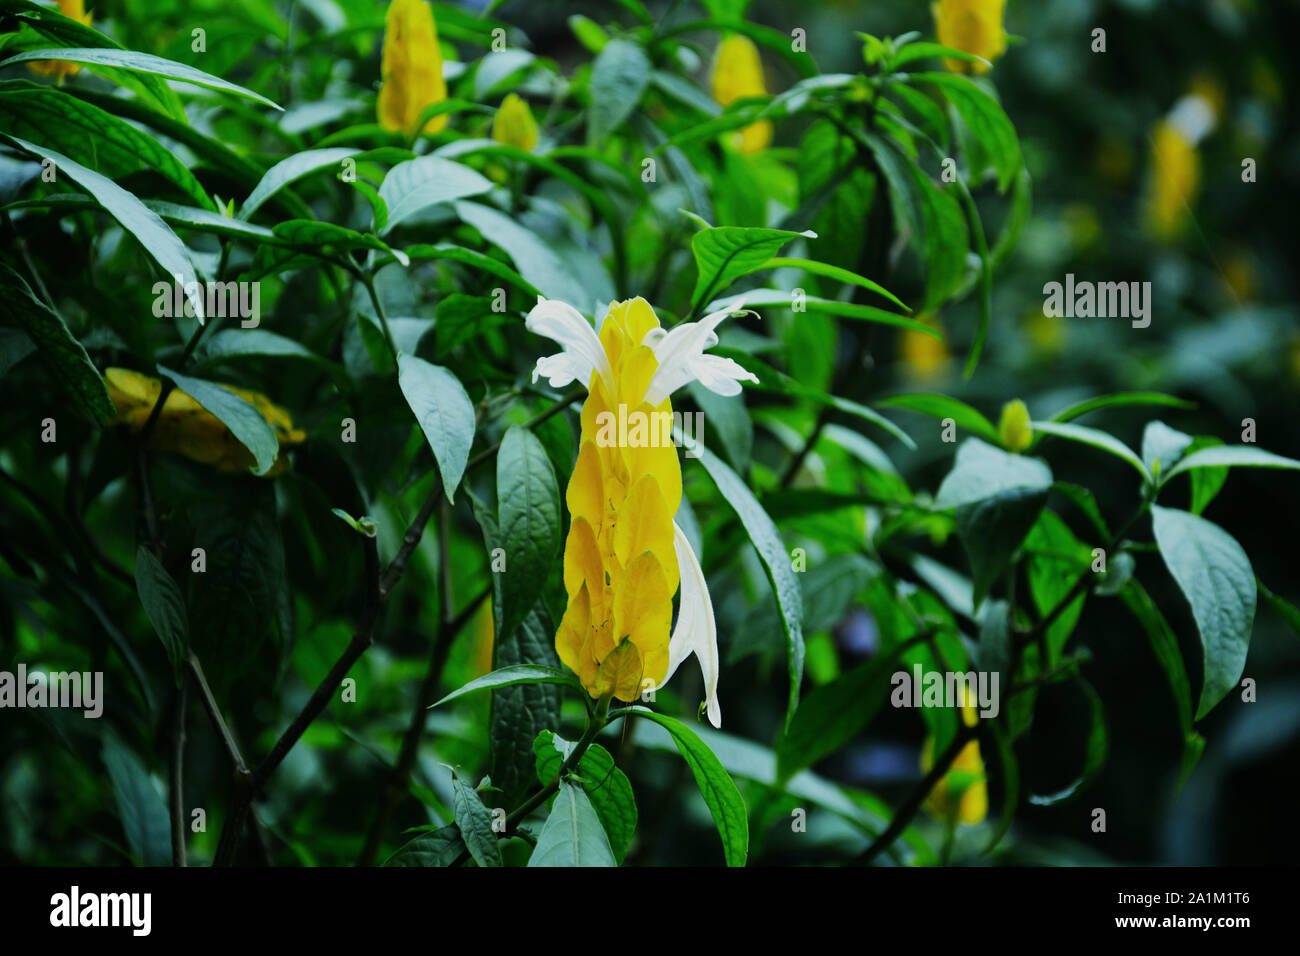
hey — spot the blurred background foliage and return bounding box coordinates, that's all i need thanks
[1,0,1298,867]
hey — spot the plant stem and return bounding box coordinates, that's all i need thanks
[169,679,187,867]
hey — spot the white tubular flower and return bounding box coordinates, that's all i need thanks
[641,303,759,406]
[524,297,614,393]
[657,521,721,728]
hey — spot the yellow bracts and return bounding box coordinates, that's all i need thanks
[932,0,1006,74]
[710,34,772,154]
[377,0,448,138]
[557,300,682,702]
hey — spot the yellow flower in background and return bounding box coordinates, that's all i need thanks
[1145,119,1199,240]
[377,0,447,138]
[997,399,1032,453]
[491,93,539,152]
[106,368,305,476]
[932,0,1006,74]
[525,296,758,725]
[922,690,988,825]
[710,34,772,154]
[1023,306,1063,357]
[900,315,950,381]
[28,0,92,78]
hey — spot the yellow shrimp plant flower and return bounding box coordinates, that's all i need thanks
[377,0,448,138]
[524,297,758,727]
[710,34,772,154]
[29,0,92,79]
[931,0,1006,74]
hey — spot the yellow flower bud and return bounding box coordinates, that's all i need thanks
[931,0,1006,74]
[377,0,448,138]
[491,93,539,152]
[29,0,93,79]
[998,399,1032,453]
[105,368,304,476]
[710,34,772,154]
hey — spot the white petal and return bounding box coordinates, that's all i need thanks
[525,297,613,393]
[643,304,758,406]
[657,520,721,728]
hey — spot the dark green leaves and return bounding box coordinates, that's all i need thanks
[379,156,492,234]
[134,547,188,688]
[239,148,359,220]
[451,772,502,868]
[495,426,561,641]
[1151,505,1256,719]
[689,224,812,317]
[2,48,282,110]
[533,731,636,863]
[911,73,1021,191]
[491,608,561,809]
[7,138,205,322]
[0,264,113,425]
[101,735,170,867]
[433,665,583,708]
[588,39,651,143]
[621,708,747,866]
[528,781,616,867]
[156,366,279,475]
[396,355,475,503]
[687,434,803,726]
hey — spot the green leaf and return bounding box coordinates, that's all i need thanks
[239,147,358,220]
[133,546,188,689]
[1031,420,1150,482]
[912,165,969,310]
[1027,676,1107,805]
[533,732,636,863]
[2,48,282,110]
[146,201,281,244]
[101,734,170,867]
[889,42,991,71]
[1258,578,1300,644]
[1184,438,1227,515]
[5,137,206,322]
[1024,510,1090,660]
[528,780,617,867]
[957,486,1049,610]
[383,824,466,866]
[706,288,936,337]
[757,257,908,311]
[0,88,213,209]
[450,772,502,868]
[432,665,583,709]
[1151,505,1256,720]
[396,355,475,503]
[492,607,561,809]
[982,721,1019,855]
[588,38,651,143]
[378,156,492,234]
[911,73,1020,191]
[1164,445,1300,482]
[155,366,279,475]
[620,708,748,866]
[0,264,113,425]
[1121,579,1205,790]
[688,381,752,475]
[1141,420,1193,477]
[495,426,561,641]
[397,243,541,297]
[776,643,903,781]
[689,225,812,318]
[683,431,803,726]
[935,438,1052,509]
[876,393,999,443]
[453,200,589,306]
[1049,391,1194,423]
